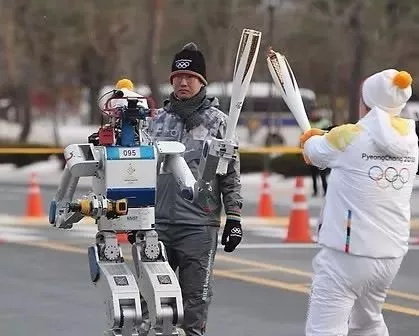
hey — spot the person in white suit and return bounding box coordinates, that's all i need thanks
[300,69,418,336]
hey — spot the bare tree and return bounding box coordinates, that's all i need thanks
[144,0,164,104]
[78,1,132,124]
[0,1,33,142]
[347,0,366,123]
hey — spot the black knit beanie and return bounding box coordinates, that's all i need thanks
[170,42,207,85]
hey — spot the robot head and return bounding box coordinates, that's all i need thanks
[99,78,158,120]
[101,84,149,120]
[116,78,134,90]
[98,79,153,146]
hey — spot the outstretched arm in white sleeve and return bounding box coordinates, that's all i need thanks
[302,124,363,170]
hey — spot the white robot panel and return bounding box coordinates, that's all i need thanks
[104,146,157,195]
[94,145,158,232]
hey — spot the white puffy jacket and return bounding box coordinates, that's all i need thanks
[304,107,418,258]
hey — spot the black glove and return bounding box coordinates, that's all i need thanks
[221,218,242,252]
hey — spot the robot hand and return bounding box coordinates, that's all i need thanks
[198,138,238,182]
[50,194,128,229]
[50,203,82,230]
[189,180,219,213]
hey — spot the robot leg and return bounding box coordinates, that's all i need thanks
[132,230,183,336]
[88,231,142,336]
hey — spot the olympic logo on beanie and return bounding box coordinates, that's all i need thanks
[362,69,413,115]
[175,59,192,69]
[170,42,207,85]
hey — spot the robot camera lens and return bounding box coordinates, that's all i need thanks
[114,90,124,98]
[127,99,137,109]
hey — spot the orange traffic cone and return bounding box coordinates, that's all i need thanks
[285,176,312,243]
[257,171,275,217]
[26,173,45,217]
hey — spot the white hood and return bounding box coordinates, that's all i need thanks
[359,107,418,157]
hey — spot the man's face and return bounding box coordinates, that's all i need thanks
[172,74,203,100]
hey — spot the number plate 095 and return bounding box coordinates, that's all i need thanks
[118,148,140,159]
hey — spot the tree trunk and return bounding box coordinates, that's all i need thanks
[347,0,366,123]
[144,0,163,105]
[221,0,237,112]
[41,28,61,146]
[329,60,339,125]
[17,85,32,142]
[80,47,105,124]
[16,1,34,142]
[88,85,102,125]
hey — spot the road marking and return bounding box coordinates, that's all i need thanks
[214,269,419,317]
[227,267,279,273]
[216,253,419,302]
[222,243,319,249]
[22,240,87,254]
[386,289,419,302]
[225,267,303,274]
[10,239,419,314]
[216,269,309,293]
[0,226,44,242]
[221,242,419,250]
[0,215,95,227]
[216,253,313,277]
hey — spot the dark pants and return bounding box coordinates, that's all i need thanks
[310,165,330,196]
[155,224,219,336]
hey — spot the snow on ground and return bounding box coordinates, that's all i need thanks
[0,156,307,194]
[0,118,98,146]
[0,117,300,147]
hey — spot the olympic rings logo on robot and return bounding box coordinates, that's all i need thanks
[368,166,410,190]
[175,59,192,69]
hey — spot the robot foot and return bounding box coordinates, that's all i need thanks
[175,328,186,336]
[136,323,185,336]
[104,329,139,336]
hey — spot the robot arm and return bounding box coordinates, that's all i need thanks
[156,139,238,204]
[155,141,197,201]
[49,143,101,229]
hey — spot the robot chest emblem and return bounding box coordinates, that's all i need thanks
[124,163,138,182]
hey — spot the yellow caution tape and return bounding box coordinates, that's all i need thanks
[0,146,303,155]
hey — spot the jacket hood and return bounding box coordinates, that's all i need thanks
[359,107,418,156]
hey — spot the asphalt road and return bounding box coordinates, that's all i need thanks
[0,184,418,335]
[1,223,419,335]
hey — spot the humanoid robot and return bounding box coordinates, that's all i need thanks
[49,79,238,336]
